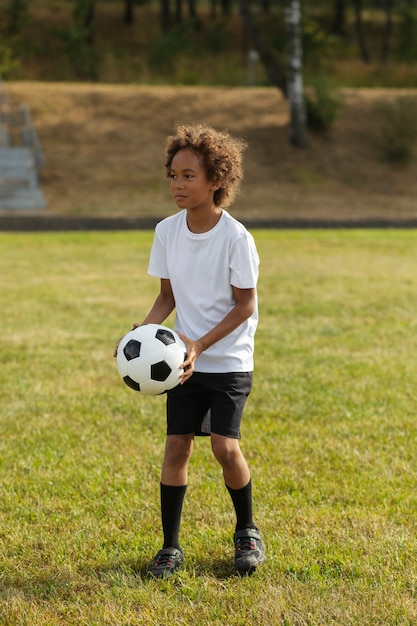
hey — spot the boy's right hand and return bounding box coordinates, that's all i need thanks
[178,333,204,384]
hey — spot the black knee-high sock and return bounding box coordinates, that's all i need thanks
[226,479,255,532]
[160,483,187,549]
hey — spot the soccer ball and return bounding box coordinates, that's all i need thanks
[116,324,187,396]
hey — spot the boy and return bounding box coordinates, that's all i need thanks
[129,124,265,578]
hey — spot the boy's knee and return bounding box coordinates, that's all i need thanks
[211,436,241,468]
[165,435,193,465]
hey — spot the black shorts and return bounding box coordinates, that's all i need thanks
[166,372,253,439]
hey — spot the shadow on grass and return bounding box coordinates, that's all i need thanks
[1,555,257,602]
[89,555,252,582]
[186,557,238,580]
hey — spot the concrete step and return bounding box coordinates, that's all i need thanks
[0,146,40,191]
[0,146,35,166]
[0,186,46,210]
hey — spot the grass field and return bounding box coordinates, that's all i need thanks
[1,229,417,625]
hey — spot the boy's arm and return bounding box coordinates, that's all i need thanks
[141,278,176,325]
[197,286,256,351]
[179,286,256,383]
[114,279,175,357]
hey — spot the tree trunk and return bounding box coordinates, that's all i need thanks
[6,0,29,35]
[70,0,97,79]
[160,0,171,33]
[175,0,183,23]
[285,0,308,147]
[124,0,135,25]
[380,0,394,62]
[83,0,95,45]
[352,0,371,63]
[187,0,198,20]
[261,0,271,14]
[221,0,232,16]
[332,0,346,35]
[238,0,287,95]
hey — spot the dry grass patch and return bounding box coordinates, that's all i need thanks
[4,83,417,221]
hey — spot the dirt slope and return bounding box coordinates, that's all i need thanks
[4,82,417,221]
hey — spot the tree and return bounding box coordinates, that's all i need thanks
[332,0,346,35]
[352,0,371,63]
[73,0,95,45]
[285,0,308,147]
[238,0,307,147]
[5,0,29,35]
[210,0,233,19]
[238,0,287,94]
[65,0,97,79]
[124,0,135,25]
[159,0,172,33]
[176,0,199,22]
[381,0,394,62]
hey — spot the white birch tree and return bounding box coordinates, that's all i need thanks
[285,0,308,147]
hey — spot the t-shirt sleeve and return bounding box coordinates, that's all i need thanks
[147,224,170,279]
[229,232,260,289]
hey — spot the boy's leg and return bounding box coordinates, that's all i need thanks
[211,434,253,528]
[226,480,254,531]
[161,433,194,486]
[211,434,266,572]
[149,434,193,579]
[160,483,187,549]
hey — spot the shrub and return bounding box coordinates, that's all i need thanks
[395,8,417,64]
[374,96,417,165]
[304,76,342,133]
[0,39,20,77]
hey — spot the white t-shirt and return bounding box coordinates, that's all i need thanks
[147,209,260,373]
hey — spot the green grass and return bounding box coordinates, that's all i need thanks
[1,229,417,625]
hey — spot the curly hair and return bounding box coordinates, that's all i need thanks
[165,124,247,207]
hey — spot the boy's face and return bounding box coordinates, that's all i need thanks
[168,149,219,212]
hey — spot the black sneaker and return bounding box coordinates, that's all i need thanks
[148,547,184,579]
[234,528,266,573]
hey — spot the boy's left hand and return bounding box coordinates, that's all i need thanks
[178,333,204,383]
[113,323,140,357]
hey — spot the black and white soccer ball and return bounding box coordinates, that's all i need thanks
[116,324,187,395]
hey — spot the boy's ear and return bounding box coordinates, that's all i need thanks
[210,180,221,192]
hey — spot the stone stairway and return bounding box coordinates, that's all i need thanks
[0,81,46,210]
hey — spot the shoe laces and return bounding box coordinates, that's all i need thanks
[236,536,256,553]
[154,552,174,567]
